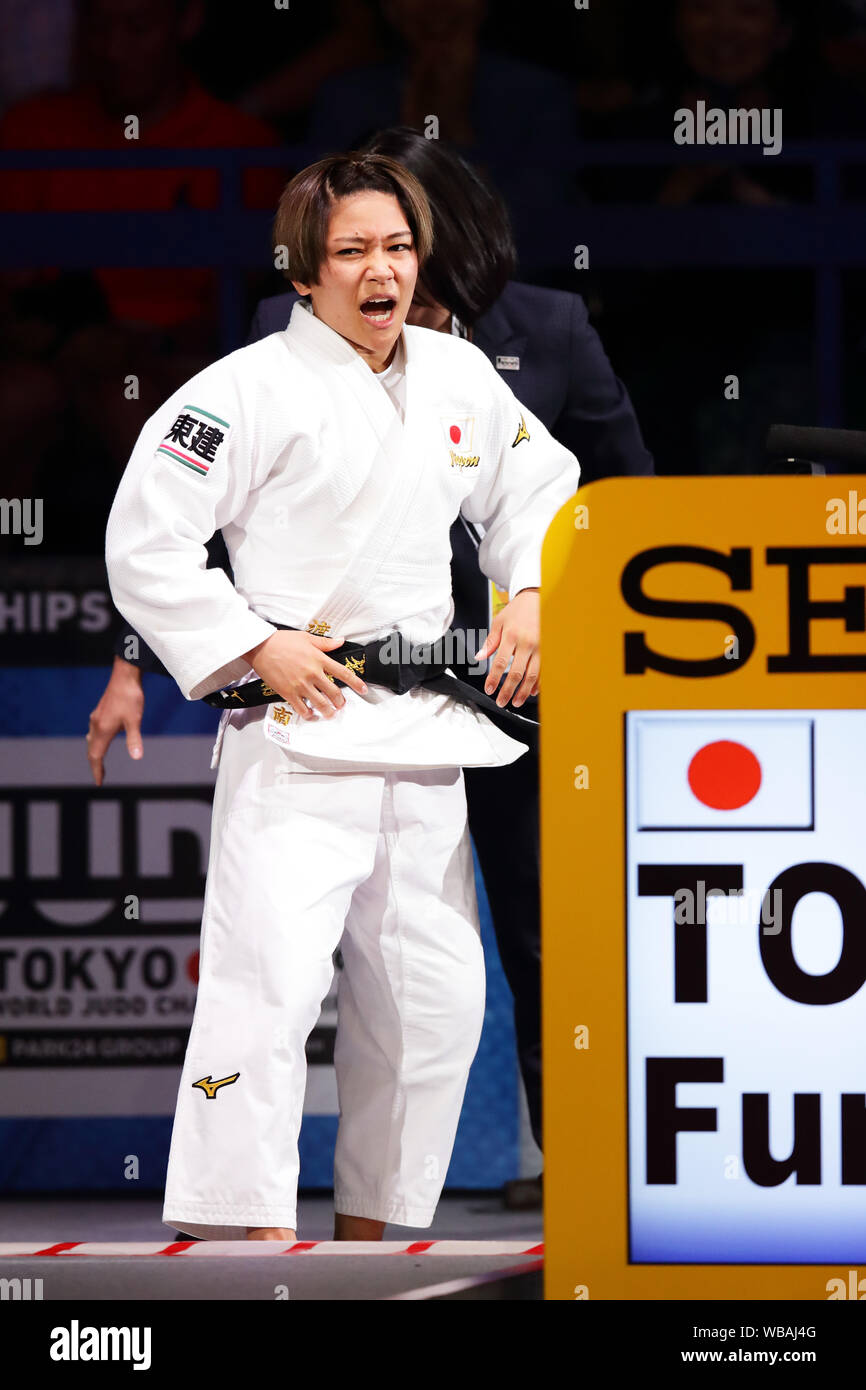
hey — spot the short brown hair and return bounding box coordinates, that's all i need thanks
[272,152,434,287]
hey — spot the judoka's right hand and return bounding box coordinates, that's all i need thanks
[242,631,368,720]
[86,656,145,786]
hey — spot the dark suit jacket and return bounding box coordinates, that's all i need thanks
[114,283,652,674]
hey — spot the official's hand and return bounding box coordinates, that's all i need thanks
[86,656,145,786]
[474,588,540,708]
[242,630,368,721]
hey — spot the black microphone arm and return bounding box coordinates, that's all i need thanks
[766,424,866,471]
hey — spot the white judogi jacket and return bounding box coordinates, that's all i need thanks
[105,303,579,770]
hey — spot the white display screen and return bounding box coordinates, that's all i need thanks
[626,710,866,1263]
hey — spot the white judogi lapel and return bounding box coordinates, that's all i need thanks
[106,297,580,772]
[282,304,427,635]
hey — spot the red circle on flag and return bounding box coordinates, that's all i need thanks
[449,425,461,443]
[687,740,762,810]
[186,951,199,984]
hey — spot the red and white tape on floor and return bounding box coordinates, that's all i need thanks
[0,1240,544,1258]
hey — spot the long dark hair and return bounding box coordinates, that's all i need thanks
[360,126,516,326]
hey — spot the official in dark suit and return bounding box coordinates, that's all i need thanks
[93,128,653,1199]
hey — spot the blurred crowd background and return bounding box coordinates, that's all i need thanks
[3,0,866,555]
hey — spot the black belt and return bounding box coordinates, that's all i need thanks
[201,623,539,733]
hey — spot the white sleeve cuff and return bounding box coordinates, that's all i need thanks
[508,555,541,602]
[183,614,279,701]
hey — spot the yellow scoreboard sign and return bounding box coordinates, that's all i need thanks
[540,477,866,1301]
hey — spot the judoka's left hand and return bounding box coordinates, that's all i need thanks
[474,587,540,709]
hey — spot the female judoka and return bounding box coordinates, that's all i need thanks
[105,152,579,1240]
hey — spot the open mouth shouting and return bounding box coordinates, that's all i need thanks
[359,296,397,325]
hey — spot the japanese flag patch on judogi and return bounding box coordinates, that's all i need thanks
[158,403,231,478]
[440,415,476,451]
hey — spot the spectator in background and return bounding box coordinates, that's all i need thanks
[815,0,866,133]
[821,0,866,79]
[571,0,648,121]
[592,0,813,205]
[0,0,285,550]
[234,0,382,136]
[307,0,581,265]
[0,0,75,115]
[662,0,801,205]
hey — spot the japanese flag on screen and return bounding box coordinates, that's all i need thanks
[634,714,814,830]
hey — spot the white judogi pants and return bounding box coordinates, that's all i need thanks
[163,712,486,1238]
